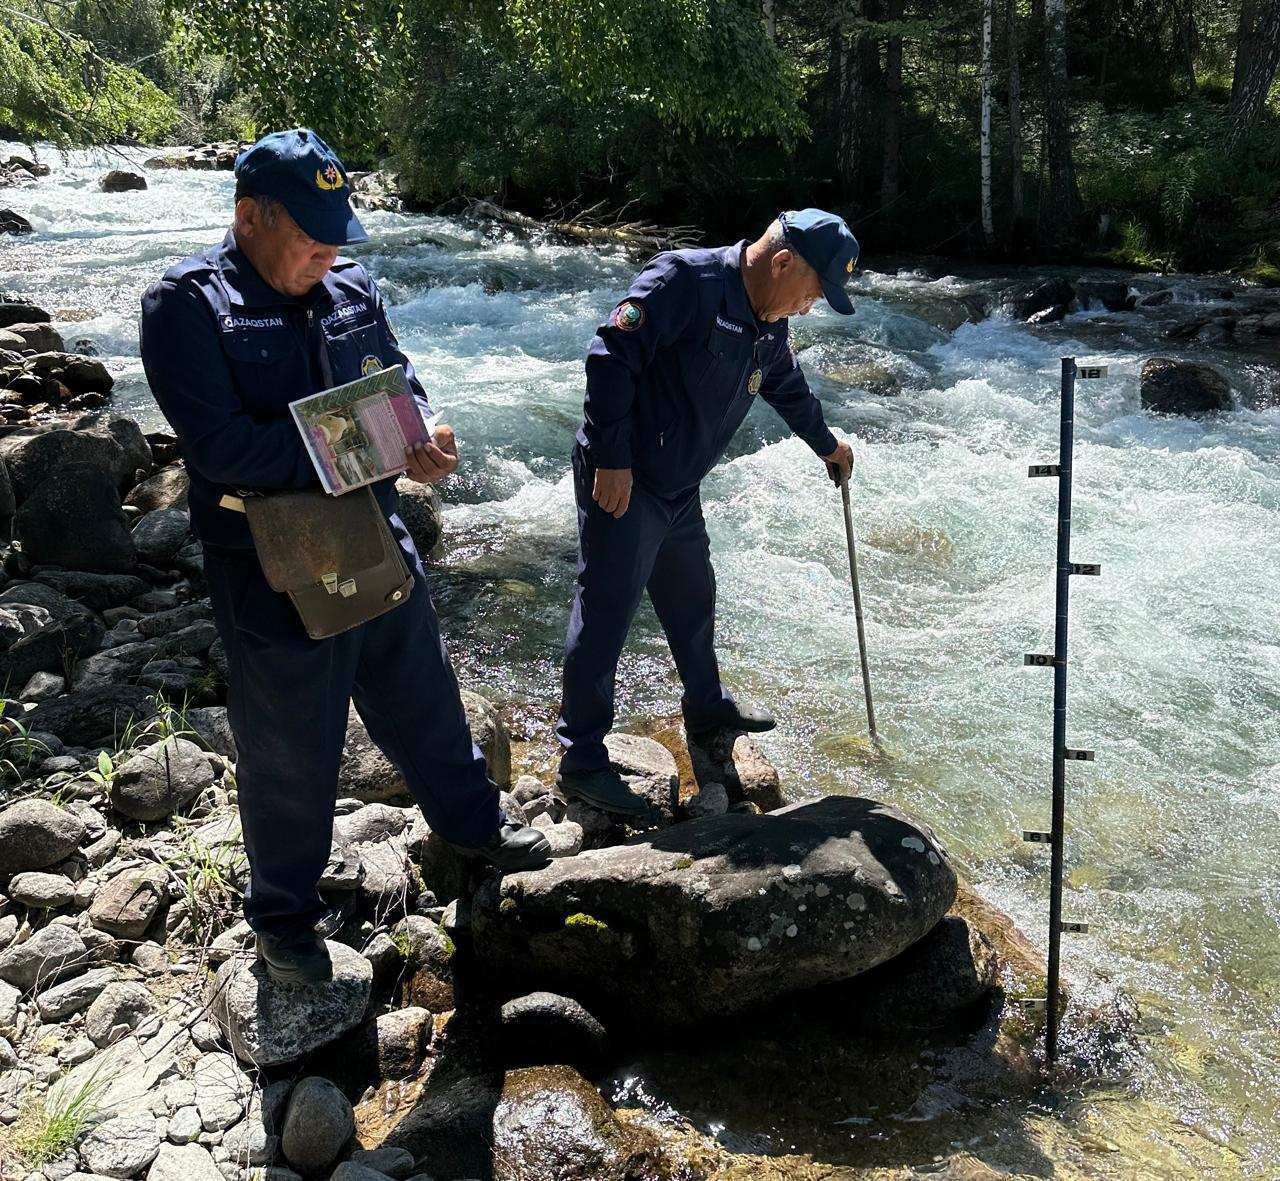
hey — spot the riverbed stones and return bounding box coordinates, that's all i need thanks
[497,991,608,1069]
[13,463,135,571]
[130,508,190,564]
[0,798,85,876]
[0,922,90,989]
[80,1113,163,1177]
[146,1143,224,1181]
[687,729,783,811]
[1,422,126,501]
[124,464,189,513]
[281,1076,354,1172]
[0,611,103,685]
[34,966,116,1020]
[109,737,214,821]
[90,864,170,939]
[1140,356,1232,415]
[86,980,157,1046]
[7,869,75,908]
[0,209,32,235]
[471,795,957,1029]
[209,939,372,1067]
[384,1063,666,1179]
[25,684,157,746]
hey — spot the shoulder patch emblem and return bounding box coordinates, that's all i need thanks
[612,300,645,332]
[361,354,382,376]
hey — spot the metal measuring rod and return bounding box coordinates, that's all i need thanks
[1021,356,1107,1066]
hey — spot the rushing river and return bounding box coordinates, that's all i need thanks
[2,144,1278,1178]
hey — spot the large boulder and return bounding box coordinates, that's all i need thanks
[72,412,153,481]
[0,427,126,502]
[393,478,443,555]
[0,303,49,329]
[100,169,147,192]
[209,939,372,1067]
[1140,356,1232,416]
[0,210,32,235]
[25,684,157,746]
[108,737,215,822]
[130,508,190,565]
[13,462,136,572]
[80,1113,162,1177]
[1011,277,1076,320]
[471,795,957,1029]
[0,798,85,877]
[125,464,189,513]
[0,321,62,352]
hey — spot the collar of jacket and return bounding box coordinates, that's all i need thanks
[720,240,783,339]
[213,229,333,314]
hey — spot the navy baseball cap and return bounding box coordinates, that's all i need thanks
[234,128,368,247]
[778,208,860,315]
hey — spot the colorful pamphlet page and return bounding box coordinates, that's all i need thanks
[289,364,435,495]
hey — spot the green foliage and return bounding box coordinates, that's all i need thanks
[5,1073,105,1168]
[0,5,178,144]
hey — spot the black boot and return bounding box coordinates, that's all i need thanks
[556,767,652,818]
[447,818,552,872]
[255,929,333,986]
[684,699,776,743]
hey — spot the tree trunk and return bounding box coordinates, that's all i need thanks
[881,0,903,205]
[762,0,777,40]
[981,0,994,243]
[1228,0,1280,151]
[1039,0,1080,251]
[1008,0,1023,223]
[830,0,880,201]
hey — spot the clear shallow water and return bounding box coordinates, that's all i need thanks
[3,143,1278,1177]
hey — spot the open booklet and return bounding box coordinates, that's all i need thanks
[289,364,438,495]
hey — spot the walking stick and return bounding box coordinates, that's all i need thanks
[830,463,878,744]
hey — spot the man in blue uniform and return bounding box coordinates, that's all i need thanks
[556,210,859,815]
[139,129,549,985]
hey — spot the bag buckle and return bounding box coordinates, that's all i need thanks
[322,572,339,595]
[339,578,358,598]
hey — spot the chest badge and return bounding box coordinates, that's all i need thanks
[612,301,645,332]
[747,368,763,395]
[361,354,382,377]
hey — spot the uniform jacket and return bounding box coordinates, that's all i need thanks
[578,242,838,497]
[139,230,430,548]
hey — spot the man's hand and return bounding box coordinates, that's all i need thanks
[404,423,459,484]
[822,440,854,485]
[592,467,633,518]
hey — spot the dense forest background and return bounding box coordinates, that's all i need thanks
[2,0,1279,276]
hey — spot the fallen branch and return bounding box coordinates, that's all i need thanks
[467,199,700,254]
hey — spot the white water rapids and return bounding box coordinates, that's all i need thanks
[2,143,1278,1177]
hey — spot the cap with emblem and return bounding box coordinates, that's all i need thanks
[778,208,860,315]
[234,128,368,247]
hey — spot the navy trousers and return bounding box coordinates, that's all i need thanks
[203,514,499,938]
[556,444,729,773]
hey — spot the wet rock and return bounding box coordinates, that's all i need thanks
[0,209,32,234]
[384,1063,666,1180]
[0,798,85,875]
[687,729,782,811]
[80,1113,162,1177]
[1026,303,1070,324]
[835,913,1000,1030]
[349,169,403,213]
[125,464,189,513]
[1012,277,1076,320]
[86,980,156,1046]
[143,141,248,171]
[146,1142,224,1181]
[0,922,90,989]
[497,991,608,1069]
[35,966,117,1021]
[19,352,114,397]
[25,684,157,746]
[13,463,135,572]
[0,302,49,328]
[101,170,147,192]
[7,869,75,908]
[1140,356,1232,415]
[109,737,214,822]
[1076,279,1135,311]
[1138,287,1174,307]
[90,864,170,939]
[472,795,957,1030]
[393,914,455,1011]
[209,939,372,1067]
[281,1076,354,1172]
[394,478,443,555]
[130,508,190,565]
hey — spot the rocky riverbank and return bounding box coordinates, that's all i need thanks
[0,328,1138,1180]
